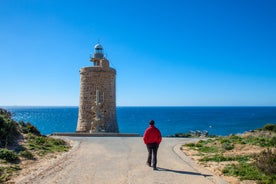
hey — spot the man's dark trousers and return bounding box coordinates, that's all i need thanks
[146,143,159,169]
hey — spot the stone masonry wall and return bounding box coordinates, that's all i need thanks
[76,63,118,133]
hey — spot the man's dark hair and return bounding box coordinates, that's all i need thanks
[149,120,155,125]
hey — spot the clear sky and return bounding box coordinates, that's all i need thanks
[0,0,276,106]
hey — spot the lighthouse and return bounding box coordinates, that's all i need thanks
[76,43,119,133]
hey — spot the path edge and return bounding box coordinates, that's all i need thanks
[173,143,229,184]
[14,136,80,184]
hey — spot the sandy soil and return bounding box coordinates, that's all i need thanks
[10,137,80,183]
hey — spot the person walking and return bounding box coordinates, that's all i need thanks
[143,120,162,170]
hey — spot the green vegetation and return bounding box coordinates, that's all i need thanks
[257,123,276,133]
[0,109,20,147]
[199,144,219,153]
[222,162,276,184]
[183,123,276,184]
[0,108,71,183]
[255,149,276,176]
[216,134,276,147]
[27,134,70,155]
[200,154,251,162]
[0,165,21,183]
[168,131,217,138]
[0,149,19,163]
[18,150,34,160]
[19,121,41,136]
[185,139,220,153]
[173,133,192,138]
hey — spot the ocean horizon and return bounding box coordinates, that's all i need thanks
[2,106,276,136]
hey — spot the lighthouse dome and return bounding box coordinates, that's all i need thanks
[94,43,103,50]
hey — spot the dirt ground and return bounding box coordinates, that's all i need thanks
[10,137,225,184]
[9,137,78,183]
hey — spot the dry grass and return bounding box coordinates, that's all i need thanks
[182,130,276,184]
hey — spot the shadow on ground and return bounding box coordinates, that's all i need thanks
[157,167,212,177]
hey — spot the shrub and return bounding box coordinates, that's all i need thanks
[269,136,276,147]
[222,143,234,150]
[0,109,12,119]
[220,138,231,144]
[51,138,67,146]
[195,142,203,147]
[19,150,34,160]
[0,148,19,163]
[19,121,41,136]
[262,124,276,132]
[184,143,196,147]
[197,140,207,144]
[255,148,276,175]
[0,113,20,147]
[14,145,26,153]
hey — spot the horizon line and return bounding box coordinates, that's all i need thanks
[1,105,276,108]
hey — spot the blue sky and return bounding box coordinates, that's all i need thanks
[0,0,275,106]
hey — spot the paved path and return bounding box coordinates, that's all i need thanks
[17,137,228,184]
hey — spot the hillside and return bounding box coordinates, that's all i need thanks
[0,108,71,183]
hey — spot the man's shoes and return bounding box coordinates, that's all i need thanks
[153,167,157,170]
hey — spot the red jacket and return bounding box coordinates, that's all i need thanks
[143,125,162,144]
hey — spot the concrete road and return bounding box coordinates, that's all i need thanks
[17,137,228,184]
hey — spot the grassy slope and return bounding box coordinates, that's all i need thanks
[182,124,276,184]
[0,108,71,183]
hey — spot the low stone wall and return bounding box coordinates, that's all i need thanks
[51,132,140,137]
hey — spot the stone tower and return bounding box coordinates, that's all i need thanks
[76,43,119,133]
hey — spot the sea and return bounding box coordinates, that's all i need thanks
[2,106,276,136]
